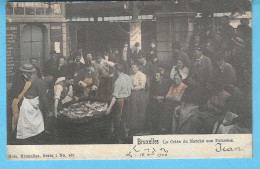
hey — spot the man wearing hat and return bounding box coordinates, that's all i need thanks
[132,42,144,64]
[9,64,35,134]
[9,64,50,143]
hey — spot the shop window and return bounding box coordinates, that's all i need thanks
[25,2,35,15]
[35,2,45,15]
[6,3,13,15]
[14,2,24,15]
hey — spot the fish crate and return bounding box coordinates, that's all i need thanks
[55,98,112,144]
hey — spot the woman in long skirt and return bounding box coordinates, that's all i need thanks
[126,64,147,133]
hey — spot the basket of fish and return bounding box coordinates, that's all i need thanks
[58,99,109,123]
[55,99,112,144]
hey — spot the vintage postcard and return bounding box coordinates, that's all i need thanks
[5,0,252,160]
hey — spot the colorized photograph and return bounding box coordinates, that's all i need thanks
[6,1,252,146]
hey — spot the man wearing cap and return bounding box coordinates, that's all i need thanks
[106,64,133,143]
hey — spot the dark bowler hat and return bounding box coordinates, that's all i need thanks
[19,64,36,73]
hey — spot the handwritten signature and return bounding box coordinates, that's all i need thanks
[215,143,244,152]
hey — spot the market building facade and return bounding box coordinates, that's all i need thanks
[6,1,251,88]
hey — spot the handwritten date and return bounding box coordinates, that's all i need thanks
[126,145,168,158]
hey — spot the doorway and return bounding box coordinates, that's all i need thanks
[77,22,129,56]
[20,24,45,70]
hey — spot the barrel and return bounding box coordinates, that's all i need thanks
[54,99,112,144]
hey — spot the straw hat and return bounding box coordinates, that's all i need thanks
[19,64,35,73]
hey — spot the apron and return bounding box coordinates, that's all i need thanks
[11,79,31,131]
[16,96,44,139]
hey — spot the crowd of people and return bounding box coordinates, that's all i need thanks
[8,16,252,144]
